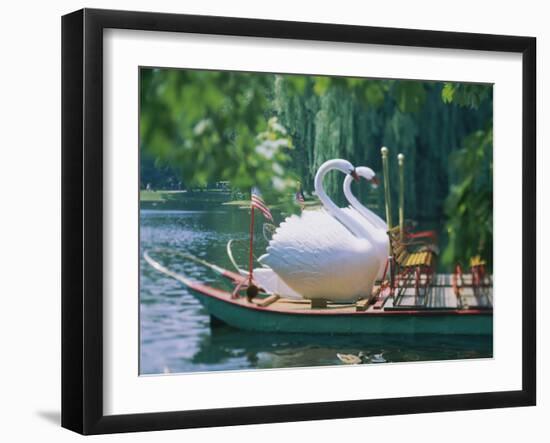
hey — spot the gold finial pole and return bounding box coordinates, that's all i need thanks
[381,146,393,229]
[398,153,405,240]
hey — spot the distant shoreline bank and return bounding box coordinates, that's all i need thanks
[139,189,320,211]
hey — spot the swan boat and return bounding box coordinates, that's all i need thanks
[232,159,383,303]
[144,249,493,336]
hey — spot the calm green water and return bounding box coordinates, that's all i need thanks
[139,196,492,375]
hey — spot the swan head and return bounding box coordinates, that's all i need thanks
[315,159,358,184]
[355,166,379,186]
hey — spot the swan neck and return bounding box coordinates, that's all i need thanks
[314,163,370,238]
[314,163,339,215]
[343,177,381,228]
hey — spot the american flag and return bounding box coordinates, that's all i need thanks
[295,189,305,210]
[251,187,273,221]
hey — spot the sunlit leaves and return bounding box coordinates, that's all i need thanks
[140,68,299,209]
[441,83,492,108]
[313,76,331,95]
[441,83,455,104]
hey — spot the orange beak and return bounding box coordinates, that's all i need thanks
[371,176,380,186]
[351,170,360,182]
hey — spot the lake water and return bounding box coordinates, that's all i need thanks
[139,196,492,375]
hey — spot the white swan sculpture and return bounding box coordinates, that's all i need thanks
[342,166,390,280]
[257,159,382,302]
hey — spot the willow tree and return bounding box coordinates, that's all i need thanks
[273,75,493,270]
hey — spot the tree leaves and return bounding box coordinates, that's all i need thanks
[140,67,493,269]
[441,83,492,108]
[441,83,455,104]
[442,126,493,269]
[394,81,427,113]
[140,68,299,211]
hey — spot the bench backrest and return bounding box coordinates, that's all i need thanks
[387,226,409,266]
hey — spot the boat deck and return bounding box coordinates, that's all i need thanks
[389,274,493,310]
[246,274,493,314]
[144,251,493,334]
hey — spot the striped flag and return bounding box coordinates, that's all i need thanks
[295,189,305,210]
[251,187,273,221]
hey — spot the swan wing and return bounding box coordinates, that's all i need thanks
[252,268,303,300]
[343,206,389,279]
[345,204,387,231]
[258,209,378,300]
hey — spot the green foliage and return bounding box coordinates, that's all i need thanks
[140,69,298,213]
[442,128,493,269]
[439,83,493,268]
[140,68,493,270]
[442,83,492,108]
[394,81,427,112]
[275,75,491,218]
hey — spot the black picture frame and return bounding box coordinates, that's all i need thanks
[61,8,536,435]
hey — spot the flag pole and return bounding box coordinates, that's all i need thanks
[248,204,255,285]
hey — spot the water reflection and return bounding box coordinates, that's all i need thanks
[189,325,492,372]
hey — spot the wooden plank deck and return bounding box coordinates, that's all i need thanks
[433,274,453,286]
[393,274,493,310]
[248,274,492,314]
[456,285,493,309]
[426,285,458,308]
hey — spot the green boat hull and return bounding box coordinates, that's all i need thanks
[143,250,492,336]
[199,294,493,336]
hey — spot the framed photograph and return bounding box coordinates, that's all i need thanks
[62,8,536,435]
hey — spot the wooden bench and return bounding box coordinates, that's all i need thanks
[387,226,437,306]
[388,226,436,271]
